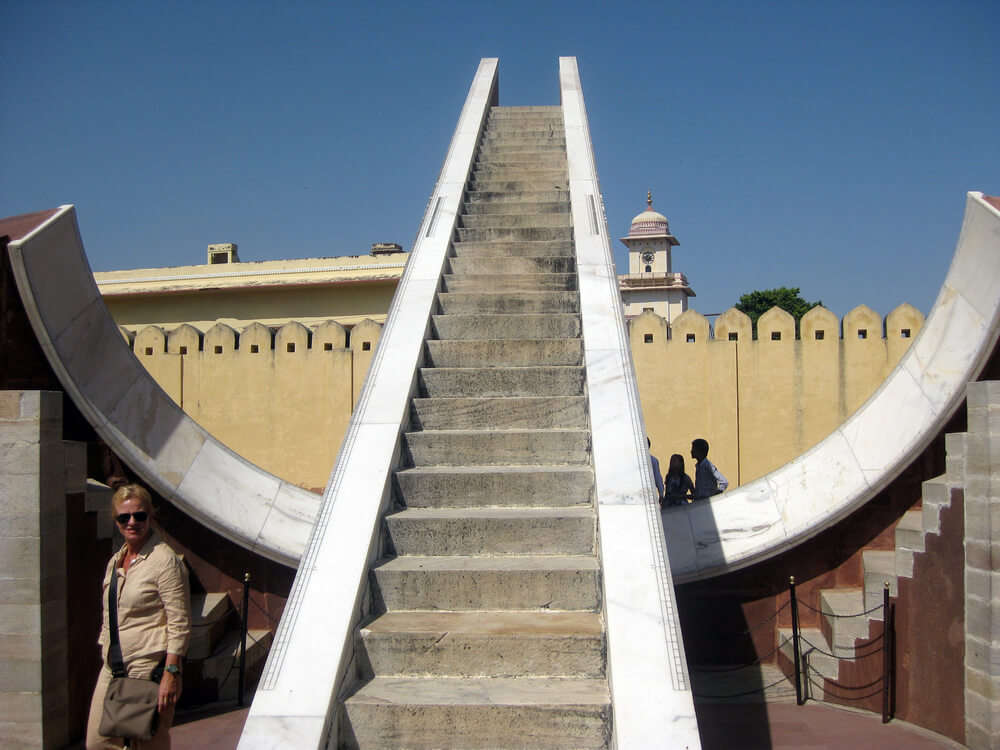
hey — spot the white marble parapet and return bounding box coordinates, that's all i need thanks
[237,58,499,750]
[663,191,1000,583]
[560,56,702,749]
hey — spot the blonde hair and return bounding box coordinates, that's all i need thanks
[111,483,154,518]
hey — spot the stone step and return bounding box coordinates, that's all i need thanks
[464,190,569,205]
[459,212,571,229]
[778,627,839,683]
[817,589,871,655]
[358,611,604,679]
[448,256,576,275]
[394,465,594,509]
[455,226,573,243]
[450,240,575,258]
[894,510,925,553]
[384,507,595,556]
[480,135,567,148]
[418,366,585,398]
[403,429,590,466]
[431,313,581,341]
[862,550,897,613]
[488,108,562,118]
[412,396,588,431]
[424,339,583,368]
[471,168,568,183]
[462,200,570,216]
[474,154,568,169]
[85,478,115,539]
[340,676,610,749]
[371,554,601,611]
[200,628,273,701]
[921,476,952,535]
[188,592,233,659]
[467,178,569,193]
[442,273,577,293]
[437,291,579,315]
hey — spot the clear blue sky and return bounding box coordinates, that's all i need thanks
[2,1,997,318]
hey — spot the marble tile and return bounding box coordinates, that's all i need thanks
[254,483,320,567]
[175,441,279,554]
[238,715,329,750]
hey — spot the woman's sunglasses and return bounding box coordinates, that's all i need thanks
[115,512,149,525]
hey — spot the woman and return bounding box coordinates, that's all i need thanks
[663,454,695,507]
[86,484,191,750]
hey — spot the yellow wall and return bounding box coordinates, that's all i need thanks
[121,302,921,494]
[630,303,923,487]
[125,318,382,492]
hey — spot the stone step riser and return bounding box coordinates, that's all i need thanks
[358,630,604,679]
[777,628,839,681]
[451,240,575,257]
[340,701,609,750]
[431,314,581,340]
[464,190,569,204]
[442,274,577,292]
[471,168,568,182]
[418,367,585,399]
[460,213,572,228]
[371,565,601,611]
[437,292,579,315]
[468,180,570,193]
[403,430,590,466]
[456,227,573,242]
[448,256,576,275]
[411,396,588,430]
[394,467,594,508]
[475,160,568,172]
[462,201,570,216]
[425,340,583,368]
[384,512,595,556]
[483,129,564,139]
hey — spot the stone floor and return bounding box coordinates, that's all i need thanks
[169,700,963,749]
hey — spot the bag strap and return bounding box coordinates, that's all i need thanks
[107,568,127,678]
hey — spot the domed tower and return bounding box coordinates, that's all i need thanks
[618,192,694,323]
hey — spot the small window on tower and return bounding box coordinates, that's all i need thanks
[686,333,696,343]
[857,329,868,340]
[728,332,738,341]
[771,331,781,341]
[645,265,652,273]
[815,330,825,340]
[644,334,653,343]
[900,328,911,338]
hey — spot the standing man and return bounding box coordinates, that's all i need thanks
[691,438,728,500]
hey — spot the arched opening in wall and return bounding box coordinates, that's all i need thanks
[645,265,651,272]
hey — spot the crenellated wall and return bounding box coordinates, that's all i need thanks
[118,302,922,494]
[120,318,384,492]
[629,302,925,487]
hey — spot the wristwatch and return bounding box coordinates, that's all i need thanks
[164,664,181,675]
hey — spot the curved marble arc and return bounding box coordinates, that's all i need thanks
[7,205,319,567]
[664,192,1000,583]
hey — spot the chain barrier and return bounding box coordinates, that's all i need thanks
[689,576,894,722]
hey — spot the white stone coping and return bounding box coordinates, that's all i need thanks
[237,58,499,750]
[6,206,319,567]
[665,191,1000,583]
[560,57,702,749]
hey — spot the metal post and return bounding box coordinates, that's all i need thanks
[238,572,250,706]
[789,576,803,705]
[882,582,891,723]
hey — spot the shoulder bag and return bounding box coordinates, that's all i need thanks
[98,568,161,741]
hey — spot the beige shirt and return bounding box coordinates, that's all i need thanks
[98,531,191,664]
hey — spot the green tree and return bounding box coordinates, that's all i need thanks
[735,287,821,338]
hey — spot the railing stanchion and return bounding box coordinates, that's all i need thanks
[789,576,803,705]
[882,582,891,723]
[238,572,250,706]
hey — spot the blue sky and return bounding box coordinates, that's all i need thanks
[2,1,997,318]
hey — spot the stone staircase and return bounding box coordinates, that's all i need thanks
[338,106,612,748]
[84,479,273,705]
[778,433,965,699]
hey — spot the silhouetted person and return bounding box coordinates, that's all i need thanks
[648,437,664,503]
[691,438,728,500]
[663,454,695,507]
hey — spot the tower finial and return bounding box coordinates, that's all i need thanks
[647,190,652,208]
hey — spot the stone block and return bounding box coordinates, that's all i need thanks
[0,512,39,538]
[0,633,42,661]
[968,596,992,640]
[0,475,42,517]
[0,691,42,722]
[967,666,998,701]
[0,444,41,477]
[62,440,87,494]
[0,604,41,635]
[0,392,22,419]
[965,690,1000,737]
[964,718,990,750]
[967,540,993,571]
[0,719,42,747]
[0,539,40,580]
[0,579,41,605]
[0,657,42,691]
[967,569,997,602]
[968,497,991,539]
